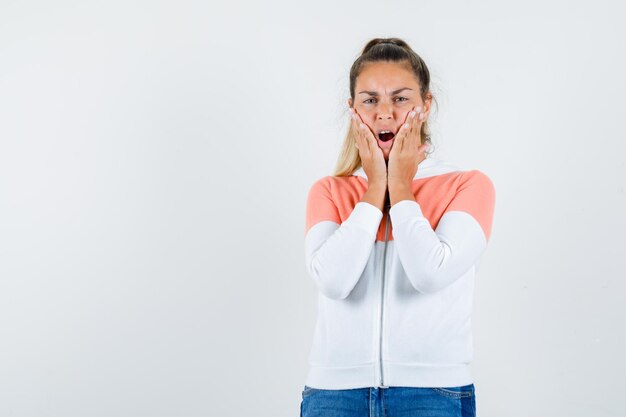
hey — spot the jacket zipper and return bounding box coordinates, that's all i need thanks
[378,204,391,388]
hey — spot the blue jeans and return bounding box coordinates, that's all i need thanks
[300,384,476,417]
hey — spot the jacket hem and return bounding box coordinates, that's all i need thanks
[305,362,473,390]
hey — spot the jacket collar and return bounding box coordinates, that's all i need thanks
[352,156,460,180]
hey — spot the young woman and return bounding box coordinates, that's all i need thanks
[301,38,495,417]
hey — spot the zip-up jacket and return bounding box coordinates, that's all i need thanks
[303,156,496,389]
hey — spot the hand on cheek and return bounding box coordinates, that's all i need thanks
[350,107,388,185]
[387,106,430,187]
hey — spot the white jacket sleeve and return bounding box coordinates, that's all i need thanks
[304,178,383,300]
[389,171,495,294]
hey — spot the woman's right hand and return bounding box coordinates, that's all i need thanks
[350,108,387,186]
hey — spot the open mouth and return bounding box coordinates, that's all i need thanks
[378,131,396,142]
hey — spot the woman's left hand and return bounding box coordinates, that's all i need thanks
[387,106,430,187]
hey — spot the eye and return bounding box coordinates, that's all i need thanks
[363,97,408,104]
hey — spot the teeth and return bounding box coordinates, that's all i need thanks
[380,130,391,134]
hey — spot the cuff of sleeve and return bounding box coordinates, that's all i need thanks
[389,199,425,224]
[344,202,383,238]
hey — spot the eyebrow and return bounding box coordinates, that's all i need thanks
[357,87,413,96]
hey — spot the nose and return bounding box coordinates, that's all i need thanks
[377,104,393,120]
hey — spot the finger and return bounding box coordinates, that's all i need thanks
[410,107,425,151]
[355,119,375,155]
[351,113,364,151]
[350,111,358,147]
[407,108,417,151]
[403,106,420,152]
[362,123,379,154]
[412,107,423,149]
[351,109,365,148]
[399,107,415,153]
[405,106,415,123]
[396,119,411,153]
[354,110,378,153]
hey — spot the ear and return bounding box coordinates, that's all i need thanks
[347,98,353,109]
[423,93,433,117]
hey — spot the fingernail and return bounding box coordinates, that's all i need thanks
[403,122,409,128]
[410,111,416,118]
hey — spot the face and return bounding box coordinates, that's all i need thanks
[348,61,432,160]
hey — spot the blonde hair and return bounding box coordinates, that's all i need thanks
[333,38,437,177]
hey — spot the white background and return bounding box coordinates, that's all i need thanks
[1,1,625,416]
